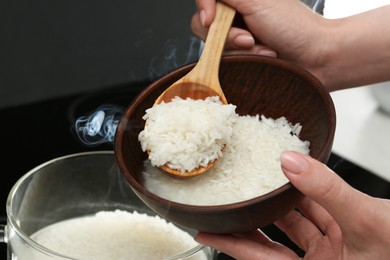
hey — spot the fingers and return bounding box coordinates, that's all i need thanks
[192,12,255,49]
[274,209,324,251]
[192,0,277,56]
[192,1,261,51]
[226,27,255,49]
[280,151,370,231]
[274,197,342,252]
[192,12,277,56]
[224,45,277,57]
[195,231,297,259]
[195,0,216,27]
[191,12,209,40]
[238,229,300,257]
[297,197,340,236]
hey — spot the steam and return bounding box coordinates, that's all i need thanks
[74,105,124,146]
[74,36,204,147]
[148,36,203,81]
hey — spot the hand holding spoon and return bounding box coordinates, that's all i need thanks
[155,2,235,105]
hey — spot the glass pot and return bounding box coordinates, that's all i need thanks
[0,151,214,260]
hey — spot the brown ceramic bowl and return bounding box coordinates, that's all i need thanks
[114,55,336,234]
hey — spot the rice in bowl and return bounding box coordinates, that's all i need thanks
[139,97,310,206]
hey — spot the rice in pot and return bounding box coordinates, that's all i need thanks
[31,210,206,260]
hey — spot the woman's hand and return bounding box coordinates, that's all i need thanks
[191,0,325,75]
[191,0,390,91]
[191,1,277,57]
[195,151,390,259]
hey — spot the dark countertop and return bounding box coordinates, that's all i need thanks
[1,83,390,257]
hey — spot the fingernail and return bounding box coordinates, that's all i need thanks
[280,151,309,174]
[233,35,255,48]
[200,10,207,27]
[257,49,277,57]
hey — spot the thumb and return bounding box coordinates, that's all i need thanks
[280,151,369,229]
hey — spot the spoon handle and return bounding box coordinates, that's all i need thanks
[186,2,236,97]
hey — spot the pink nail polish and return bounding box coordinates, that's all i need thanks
[234,35,255,48]
[200,10,207,27]
[257,49,277,57]
[280,151,309,174]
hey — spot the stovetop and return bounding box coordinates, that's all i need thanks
[1,82,390,257]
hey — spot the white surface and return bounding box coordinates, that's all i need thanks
[330,88,390,181]
[324,0,390,18]
[324,1,390,181]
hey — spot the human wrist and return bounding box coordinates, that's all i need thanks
[314,6,390,91]
[306,18,342,92]
[288,16,336,92]
[313,18,357,91]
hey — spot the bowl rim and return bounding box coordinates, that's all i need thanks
[115,55,336,212]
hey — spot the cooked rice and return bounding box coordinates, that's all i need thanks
[142,113,310,206]
[139,96,237,173]
[31,210,206,260]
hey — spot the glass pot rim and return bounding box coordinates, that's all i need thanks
[5,151,206,260]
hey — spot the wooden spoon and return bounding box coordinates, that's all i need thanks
[152,2,236,177]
